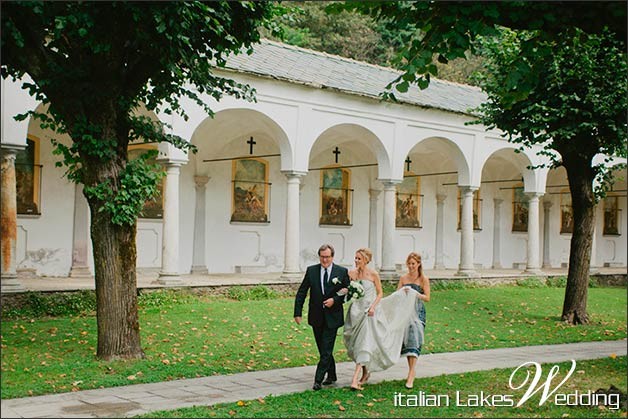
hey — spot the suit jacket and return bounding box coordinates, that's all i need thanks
[294,263,350,329]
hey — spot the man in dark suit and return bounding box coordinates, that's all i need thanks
[294,243,350,390]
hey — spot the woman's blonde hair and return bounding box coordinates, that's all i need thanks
[356,248,373,264]
[406,252,423,276]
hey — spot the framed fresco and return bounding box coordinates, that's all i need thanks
[603,196,620,235]
[128,144,164,219]
[231,158,269,223]
[396,174,421,228]
[320,166,352,226]
[15,136,41,215]
[512,185,529,232]
[457,188,481,230]
[560,190,574,234]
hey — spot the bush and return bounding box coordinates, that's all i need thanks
[227,285,277,301]
[431,280,477,291]
[516,277,548,288]
[2,290,96,319]
[138,289,195,308]
[546,276,568,287]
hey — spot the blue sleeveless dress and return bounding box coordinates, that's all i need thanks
[401,283,426,358]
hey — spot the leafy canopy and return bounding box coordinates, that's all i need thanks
[2,1,278,225]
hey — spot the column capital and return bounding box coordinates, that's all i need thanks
[369,189,382,200]
[493,198,503,206]
[458,185,479,193]
[1,143,26,156]
[194,175,210,188]
[543,200,553,209]
[525,192,544,200]
[281,170,307,180]
[379,179,401,189]
[436,194,447,204]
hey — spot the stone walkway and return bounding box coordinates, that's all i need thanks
[1,340,625,418]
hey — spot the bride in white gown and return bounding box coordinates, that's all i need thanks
[343,248,420,390]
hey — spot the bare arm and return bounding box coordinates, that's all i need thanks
[368,271,384,316]
[419,276,431,302]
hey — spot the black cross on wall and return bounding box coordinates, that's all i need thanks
[247,137,256,155]
[333,146,341,164]
[405,156,412,172]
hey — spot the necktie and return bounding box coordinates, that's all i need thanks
[323,268,328,293]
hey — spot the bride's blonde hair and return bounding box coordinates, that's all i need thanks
[356,248,373,264]
[406,252,423,276]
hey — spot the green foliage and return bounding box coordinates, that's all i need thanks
[226,285,278,301]
[431,280,479,291]
[83,149,163,226]
[471,28,627,177]
[1,1,277,228]
[546,276,568,288]
[516,277,548,288]
[137,289,197,309]
[339,2,626,97]
[2,291,96,319]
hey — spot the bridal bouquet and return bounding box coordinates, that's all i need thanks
[345,281,365,302]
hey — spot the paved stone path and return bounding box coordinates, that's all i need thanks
[1,340,625,418]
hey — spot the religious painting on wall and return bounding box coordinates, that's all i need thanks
[15,137,40,215]
[512,186,529,232]
[396,175,421,228]
[128,144,164,219]
[603,196,620,235]
[231,158,269,223]
[560,190,574,234]
[457,188,481,230]
[320,167,351,226]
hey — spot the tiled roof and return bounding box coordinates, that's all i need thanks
[225,40,487,116]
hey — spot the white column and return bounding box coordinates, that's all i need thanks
[590,205,599,273]
[368,189,381,269]
[457,186,478,277]
[157,162,183,285]
[380,180,400,279]
[492,198,503,269]
[525,192,543,274]
[542,200,553,269]
[281,171,305,278]
[191,176,209,274]
[434,194,446,269]
[1,145,26,292]
[69,184,92,278]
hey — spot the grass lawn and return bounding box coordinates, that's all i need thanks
[140,357,627,418]
[1,284,626,399]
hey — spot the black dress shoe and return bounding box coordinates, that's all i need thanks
[312,382,322,391]
[322,378,337,385]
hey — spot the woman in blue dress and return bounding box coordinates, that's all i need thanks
[396,252,430,389]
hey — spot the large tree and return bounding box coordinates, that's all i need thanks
[340,1,627,324]
[1,1,276,360]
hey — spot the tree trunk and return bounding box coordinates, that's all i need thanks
[89,198,145,360]
[561,156,596,325]
[89,204,144,360]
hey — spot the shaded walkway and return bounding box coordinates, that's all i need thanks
[1,340,625,418]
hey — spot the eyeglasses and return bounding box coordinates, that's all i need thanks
[319,255,333,259]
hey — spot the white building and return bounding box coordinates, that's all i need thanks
[1,40,626,287]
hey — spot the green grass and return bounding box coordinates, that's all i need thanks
[140,357,627,418]
[1,286,626,399]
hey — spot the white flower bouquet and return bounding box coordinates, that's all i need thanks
[345,280,365,302]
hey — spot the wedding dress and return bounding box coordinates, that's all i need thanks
[343,280,421,372]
